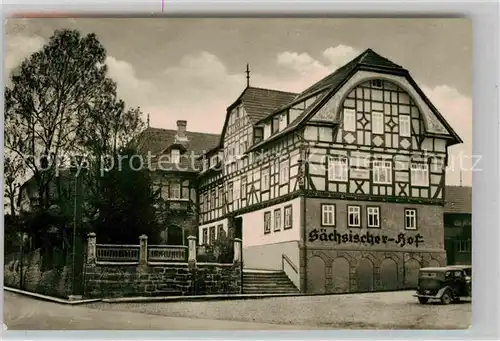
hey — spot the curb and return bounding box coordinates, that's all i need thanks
[102,292,305,303]
[3,287,102,305]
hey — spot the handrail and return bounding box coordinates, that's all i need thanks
[282,253,298,274]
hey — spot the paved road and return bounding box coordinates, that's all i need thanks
[3,290,471,330]
[87,290,471,329]
[2,291,301,330]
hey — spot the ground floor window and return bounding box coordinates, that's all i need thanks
[264,211,271,234]
[284,205,292,229]
[202,228,208,245]
[274,209,281,231]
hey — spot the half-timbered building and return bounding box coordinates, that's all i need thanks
[196,48,462,294]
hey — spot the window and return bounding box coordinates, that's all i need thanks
[373,160,392,184]
[254,127,264,144]
[284,205,292,229]
[241,176,247,199]
[328,156,348,182]
[207,190,212,211]
[233,179,240,200]
[202,228,208,245]
[367,207,380,228]
[399,115,411,137]
[272,116,280,134]
[457,239,471,253]
[279,114,287,131]
[227,182,233,203]
[262,168,270,190]
[321,204,336,226]
[264,211,271,234]
[209,226,216,245]
[343,108,356,132]
[170,183,181,199]
[211,190,216,209]
[217,225,225,239]
[371,79,382,88]
[371,111,384,134]
[218,185,224,206]
[279,161,289,185]
[171,149,180,163]
[411,163,429,187]
[348,206,361,227]
[405,209,417,230]
[274,209,281,231]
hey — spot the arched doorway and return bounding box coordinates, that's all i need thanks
[161,224,184,245]
[379,258,399,290]
[404,259,421,288]
[356,258,374,292]
[308,256,326,294]
[331,257,350,293]
[428,259,441,268]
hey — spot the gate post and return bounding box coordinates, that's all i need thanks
[187,236,197,265]
[87,232,97,265]
[139,234,148,265]
[233,238,242,263]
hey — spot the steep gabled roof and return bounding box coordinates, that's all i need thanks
[218,86,297,146]
[296,48,403,102]
[444,186,472,214]
[235,87,298,123]
[137,127,220,172]
[247,48,462,152]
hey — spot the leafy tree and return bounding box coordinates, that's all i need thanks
[92,147,162,244]
[4,29,109,211]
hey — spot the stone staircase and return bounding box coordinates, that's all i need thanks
[242,269,299,294]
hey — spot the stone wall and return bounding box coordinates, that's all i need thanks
[3,249,73,299]
[83,262,241,298]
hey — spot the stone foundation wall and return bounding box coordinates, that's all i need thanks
[3,249,73,299]
[83,262,242,298]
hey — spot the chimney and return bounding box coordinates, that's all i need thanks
[175,120,188,143]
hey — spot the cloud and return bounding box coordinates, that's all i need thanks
[106,56,157,107]
[422,85,473,186]
[272,45,360,92]
[4,34,46,74]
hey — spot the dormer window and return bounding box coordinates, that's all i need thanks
[171,149,180,163]
[272,116,280,134]
[254,127,264,144]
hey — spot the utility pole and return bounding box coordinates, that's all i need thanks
[70,165,84,300]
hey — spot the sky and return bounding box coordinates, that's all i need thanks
[4,18,472,186]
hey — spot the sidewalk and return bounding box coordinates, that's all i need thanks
[3,287,101,305]
[4,286,303,304]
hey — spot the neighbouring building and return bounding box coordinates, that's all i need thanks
[443,186,472,266]
[136,122,220,245]
[196,48,462,293]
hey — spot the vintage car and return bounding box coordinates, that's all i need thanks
[413,265,472,305]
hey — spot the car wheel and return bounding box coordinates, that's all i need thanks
[440,290,452,305]
[418,297,429,304]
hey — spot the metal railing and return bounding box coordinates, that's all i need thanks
[148,245,187,262]
[96,244,140,262]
